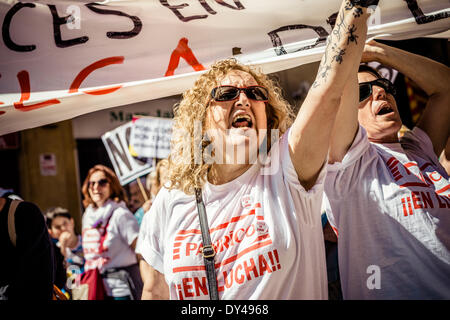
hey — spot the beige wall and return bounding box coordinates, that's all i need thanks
[19,120,82,233]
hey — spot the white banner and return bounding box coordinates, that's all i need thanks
[130,116,173,159]
[101,121,152,185]
[0,0,449,135]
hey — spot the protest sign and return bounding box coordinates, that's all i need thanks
[130,116,173,159]
[101,121,152,185]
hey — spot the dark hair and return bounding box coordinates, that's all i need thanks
[81,164,128,209]
[358,64,382,78]
[45,207,71,229]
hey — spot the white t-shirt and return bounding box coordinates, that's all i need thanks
[139,129,328,300]
[82,199,139,297]
[323,126,450,299]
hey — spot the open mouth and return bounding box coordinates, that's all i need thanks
[231,114,253,128]
[376,105,394,116]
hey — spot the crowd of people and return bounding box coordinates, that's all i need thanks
[1,0,449,301]
[0,159,169,300]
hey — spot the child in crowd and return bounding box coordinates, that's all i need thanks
[45,207,85,279]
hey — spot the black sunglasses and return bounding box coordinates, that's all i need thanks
[88,178,109,188]
[359,78,396,102]
[211,85,269,102]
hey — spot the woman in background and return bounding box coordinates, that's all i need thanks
[81,164,142,300]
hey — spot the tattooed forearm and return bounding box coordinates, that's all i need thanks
[313,46,344,87]
[312,0,377,89]
[333,9,348,41]
[333,48,346,64]
[313,12,349,86]
[347,24,358,44]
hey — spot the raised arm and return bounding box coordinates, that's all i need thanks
[362,40,450,156]
[289,0,373,189]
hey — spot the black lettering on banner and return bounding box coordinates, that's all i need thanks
[404,0,450,24]
[85,3,142,39]
[268,25,329,56]
[106,134,133,176]
[199,0,217,15]
[160,0,245,22]
[2,2,37,52]
[47,4,89,48]
[232,47,242,55]
[215,0,245,10]
[159,0,208,22]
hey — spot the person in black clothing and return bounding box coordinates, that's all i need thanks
[49,232,67,293]
[0,196,55,300]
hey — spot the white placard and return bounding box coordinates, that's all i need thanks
[130,116,173,159]
[101,121,152,185]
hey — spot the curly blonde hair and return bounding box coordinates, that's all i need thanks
[167,59,294,195]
